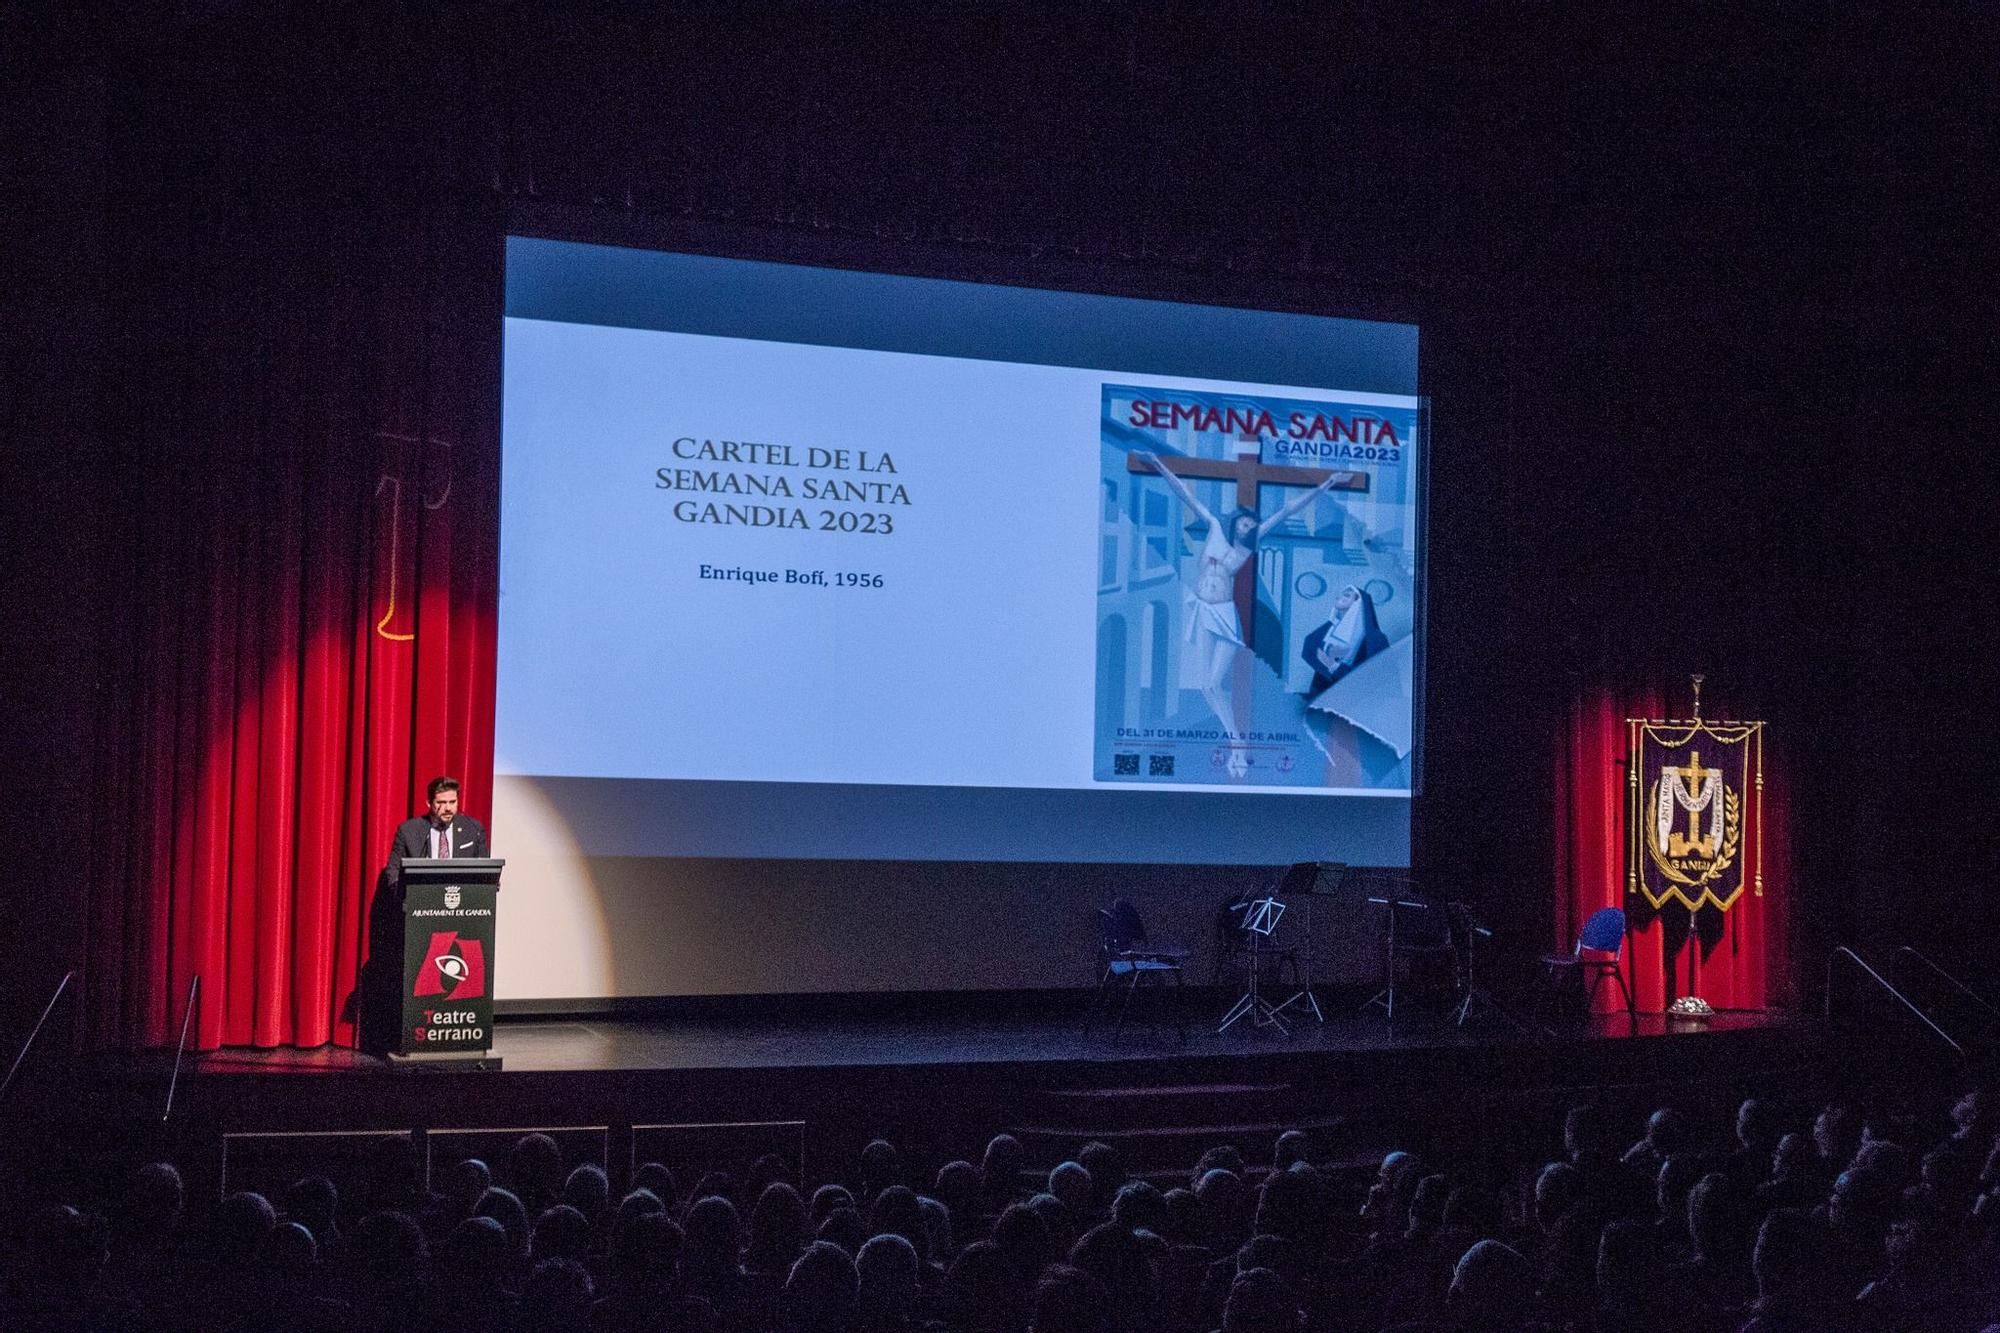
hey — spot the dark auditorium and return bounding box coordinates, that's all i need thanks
[3,6,1997,1332]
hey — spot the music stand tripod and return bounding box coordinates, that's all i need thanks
[1449,904,1532,1033]
[1274,861,1344,1025]
[1219,897,1291,1036]
[1363,892,1429,1019]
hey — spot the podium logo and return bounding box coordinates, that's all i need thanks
[414,931,486,1000]
[444,887,461,910]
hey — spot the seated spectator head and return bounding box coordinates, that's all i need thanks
[561,1162,608,1221]
[811,1183,857,1229]
[870,1184,929,1255]
[935,1159,980,1214]
[1952,1087,1994,1141]
[1049,1161,1094,1216]
[609,1207,683,1284]
[1771,1131,1815,1180]
[1752,1207,1824,1304]
[1078,1141,1126,1211]
[1686,1172,1748,1267]
[1595,1219,1660,1312]
[1655,1154,1702,1230]
[748,1180,808,1272]
[281,1174,338,1244]
[1737,1097,1781,1157]
[993,1200,1051,1274]
[632,1160,676,1205]
[919,1192,954,1262]
[1234,1233,1306,1296]
[530,1203,591,1264]
[258,1219,317,1287]
[1640,1107,1689,1158]
[22,1204,109,1291]
[474,1185,530,1260]
[443,1214,511,1288]
[1111,1180,1166,1236]
[1030,1262,1112,1333]
[860,1137,903,1202]
[1853,1137,1916,1190]
[747,1152,792,1200]
[1193,1144,1248,1185]
[519,1256,594,1332]
[857,1232,921,1322]
[214,1190,277,1267]
[782,1239,859,1332]
[1026,1192,1077,1257]
[1405,1173,1449,1240]
[684,1193,744,1274]
[688,1169,735,1211]
[122,1161,184,1243]
[1273,1130,1312,1172]
[508,1132,564,1204]
[443,1157,491,1213]
[617,1186,665,1223]
[1068,1220,1155,1309]
[818,1204,868,1256]
[1828,1166,1897,1249]
[1195,1168,1252,1251]
[943,1240,1012,1332]
[1161,1187,1199,1246]
[1534,1161,1582,1232]
[1442,1183,1501,1241]
[1564,1105,1612,1161]
[1448,1239,1536,1331]
[1222,1265,1301,1333]
[982,1133,1025,1198]
[1254,1165,1328,1246]
[1814,1104,1861,1170]
[355,1209,427,1286]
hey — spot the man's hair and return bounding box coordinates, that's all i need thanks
[427,776,461,802]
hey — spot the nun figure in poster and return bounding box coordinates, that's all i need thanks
[1134,450,1343,777]
[1302,584,1390,701]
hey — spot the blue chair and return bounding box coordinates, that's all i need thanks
[1084,899,1189,1043]
[1543,906,1634,1014]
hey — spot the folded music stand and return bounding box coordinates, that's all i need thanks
[1273,862,1347,1025]
[1219,896,1292,1036]
[1362,880,1434,1020]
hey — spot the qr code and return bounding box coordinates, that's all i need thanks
[1149,754,1175,776]
[1113,753,1140,775]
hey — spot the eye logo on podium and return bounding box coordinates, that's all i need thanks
[413,931,487,1000]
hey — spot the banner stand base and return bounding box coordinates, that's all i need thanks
[386,1050,503,1071]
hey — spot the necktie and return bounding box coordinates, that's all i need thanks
[440,824,452,859]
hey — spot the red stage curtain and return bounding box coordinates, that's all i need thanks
[1555,684,1790,1013]
[82,208,499,1051]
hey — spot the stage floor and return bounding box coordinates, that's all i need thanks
[44,995,1829,1202]
[193,992,1806,1079]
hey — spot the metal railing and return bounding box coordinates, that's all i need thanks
[1,971,75,1105]
[1892,946,2000,1024]
[163,974,200,1123]
[1824,947,1965,1063]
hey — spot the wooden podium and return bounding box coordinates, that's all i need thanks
[389,857,504,1068]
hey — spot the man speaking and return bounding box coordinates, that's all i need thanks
[361,776,488,1053]
[390,776,489,873]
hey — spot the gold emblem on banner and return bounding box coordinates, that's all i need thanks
[1628,676,1765,913]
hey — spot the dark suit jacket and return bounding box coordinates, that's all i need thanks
[388,814,488,884]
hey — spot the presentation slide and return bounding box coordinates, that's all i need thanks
[497,237,1422,866]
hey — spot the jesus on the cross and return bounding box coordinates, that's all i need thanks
[1132,448,1351,777]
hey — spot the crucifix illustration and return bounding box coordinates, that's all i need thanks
[1128,441,1367,647]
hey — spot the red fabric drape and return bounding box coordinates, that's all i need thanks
[84,206,499,1051]
[1555,685,1790,1013]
